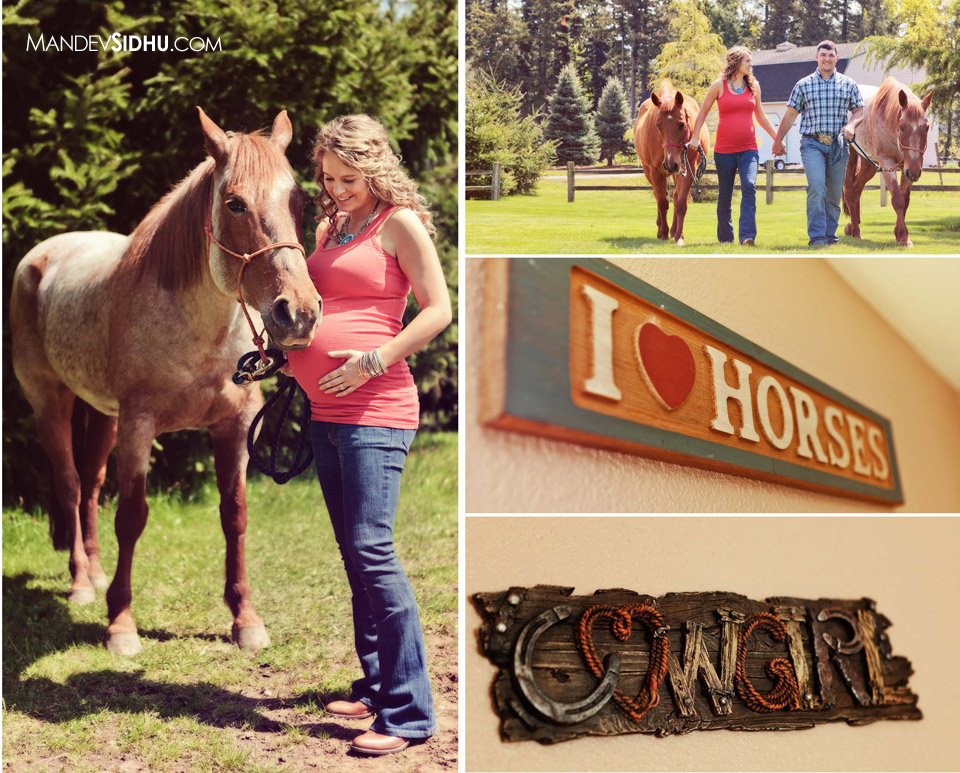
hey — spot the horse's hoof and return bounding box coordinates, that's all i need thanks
[899,239,914,247]
[68,587,96,605]
[676,238,684,247]
[89,573,109,590]
[105,631,142,656]
[233,624,271,651]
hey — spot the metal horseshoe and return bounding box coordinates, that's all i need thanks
[511,605,619,725]
[817,607,864,654]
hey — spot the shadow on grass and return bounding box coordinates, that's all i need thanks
[8,670,285,731]
[2,573,231,682]
[1,573,368,739]
[602,236,676,250]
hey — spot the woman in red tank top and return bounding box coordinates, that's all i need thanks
[689,46,778,245]
[286,115,451,756]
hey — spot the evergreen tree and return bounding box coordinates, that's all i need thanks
[595,77,631,166]
[650,0,726,103]
[466,70,557,194]
[544,65,601,165]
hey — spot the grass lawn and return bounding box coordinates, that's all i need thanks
[2,432,457,772]
[465,177,960,254]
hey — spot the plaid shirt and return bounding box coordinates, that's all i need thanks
[787,70,863,137]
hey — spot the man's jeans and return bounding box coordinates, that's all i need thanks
[800,136,848,245]
[714,150,759,243]
[312,422,435,738]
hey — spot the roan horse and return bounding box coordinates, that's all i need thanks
[634,83,710,246]
[10,109,321,655]
[842,77,934,246]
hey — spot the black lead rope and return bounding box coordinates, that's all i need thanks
[234,348,314,484]
[681,145,707,197]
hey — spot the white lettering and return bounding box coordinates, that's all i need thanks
[111,32,122,51]
[824,406,850,469]
[757,376,793,450]
[705,345,759,441]
[789,386,828,462]
[847,415,872,476]
[867,427,890,480]
[26,33,44,51]
[581,285,621,401]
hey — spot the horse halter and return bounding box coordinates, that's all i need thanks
[204,189,306,369]
[662,125,693,177]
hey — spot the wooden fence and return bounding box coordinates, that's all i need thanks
[566,160,960,204]
[465,162,501,201]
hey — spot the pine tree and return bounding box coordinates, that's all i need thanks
[544,65,601,165]
[595,78,631,166]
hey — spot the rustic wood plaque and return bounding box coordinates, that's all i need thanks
[480,258,903,505]
[473,586,921,743]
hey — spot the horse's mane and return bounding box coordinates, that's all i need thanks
[128,131,292,292]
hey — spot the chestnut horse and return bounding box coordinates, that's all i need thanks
[634,83,710,245]
[842,77,934,246]
[10,109,321,655]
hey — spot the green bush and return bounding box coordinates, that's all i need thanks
[2,0,457,508]
[466,70,556,196]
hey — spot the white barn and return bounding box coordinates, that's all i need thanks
[751,41,939,168]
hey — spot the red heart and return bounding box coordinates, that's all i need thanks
[634,322,696,411]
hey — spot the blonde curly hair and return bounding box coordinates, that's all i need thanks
[721,46,758,96]
[312,114,436,239]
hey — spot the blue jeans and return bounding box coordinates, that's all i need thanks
[800,136,849,245]
[311,422,435,738]
[714,150,759,243]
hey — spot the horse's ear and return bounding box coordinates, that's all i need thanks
[271,110,293,153]
[921,89,934,111]
[197,107,228,166]
[898,89,908,109]
[650,93,661,107]
[675,92,684,108]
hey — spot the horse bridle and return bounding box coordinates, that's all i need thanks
[852,105,928,174]
[662,126,693,177]
[204,188,307,371]
[662,125,707,194]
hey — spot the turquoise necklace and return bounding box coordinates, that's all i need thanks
[729,78,746,95]
[336,202,380,246]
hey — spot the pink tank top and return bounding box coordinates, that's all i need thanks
[714,83,758,154]
[286,205,419,429]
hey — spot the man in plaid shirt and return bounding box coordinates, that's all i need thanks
[773,41,864,246]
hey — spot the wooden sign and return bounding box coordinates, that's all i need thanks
[472,585,921,743]
[481,259,903,504]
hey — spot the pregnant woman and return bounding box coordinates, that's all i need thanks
[286,114,452,756]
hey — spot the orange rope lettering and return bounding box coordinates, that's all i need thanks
[575,604,670,725]
[735,612,801,712]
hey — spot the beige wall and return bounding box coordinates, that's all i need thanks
[465,517,960,771]
[466,258,960,512]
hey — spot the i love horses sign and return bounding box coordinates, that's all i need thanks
[480,259,902,505]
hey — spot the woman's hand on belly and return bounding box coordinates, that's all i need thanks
[318,349,370,397]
